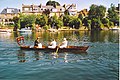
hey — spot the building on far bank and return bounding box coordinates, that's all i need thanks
[0,8,20,25]
[0,3,78,26]
[22,4,65,17]
[22,3,77,17]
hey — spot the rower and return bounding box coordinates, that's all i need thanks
[34,37,42,48]
[59,38,68,48]
[48,39,57,48]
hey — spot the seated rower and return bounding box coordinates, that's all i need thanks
[34,37,42,48]
[48,39,57,48]
[60,38,68,48]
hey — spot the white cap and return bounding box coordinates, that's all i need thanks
[63,38,66,40]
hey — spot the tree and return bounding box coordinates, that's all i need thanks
[56,19,63,29]
[78,14,84,21]
[20,14,36,29]
[83,17,91,30]
[48,15,63,29]
[88,4,106,20]
[69,16,82,29]
[88,4,106,30]
[96,5,106,19]
[102,18,109,28]
[12,16,20,31]
[35,15,48,27]
[46,0,60,7]
[107,4,119,26]
[63,15,71,26]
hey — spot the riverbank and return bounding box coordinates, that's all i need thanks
[0,26,119,33]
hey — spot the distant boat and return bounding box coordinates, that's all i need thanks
[0,28,12,33]
[47,29,58,32]
[18,28,32,32]
[110,27,120,30]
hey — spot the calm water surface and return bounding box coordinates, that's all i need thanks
[0,30,119,80]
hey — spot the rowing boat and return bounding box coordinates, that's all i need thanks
[16,36,89,53]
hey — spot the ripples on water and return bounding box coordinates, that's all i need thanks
[0,31,119,80]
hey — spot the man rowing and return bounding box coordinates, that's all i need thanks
[34,37,42,48]
[59,38,68,48]
[48,39,57,48]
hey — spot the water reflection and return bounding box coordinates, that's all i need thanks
[34,51,43,61]
[90,30,119,43]
[17,49,88,63]
[11,30,119,45]
[17,50,26,63]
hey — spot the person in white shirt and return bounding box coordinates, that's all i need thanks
[48,39,57,48]
[60,38,68,48]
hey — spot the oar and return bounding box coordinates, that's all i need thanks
[55,46,59,53]
[55,44,60,56]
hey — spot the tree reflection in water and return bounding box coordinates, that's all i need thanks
[17,50,26,63]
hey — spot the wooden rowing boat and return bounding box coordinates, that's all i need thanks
[16,36,89,53]
[20,45,89,52]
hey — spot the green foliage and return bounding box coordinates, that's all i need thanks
[69,16,82,29]
[43,25,51,30]
[48,15,63,29]
[88,4,106,19]
[20,14,36,29]
[35,15,48,27]
[109,21,114,28]
[102,18,109,27]
[46,0,60,7]
[78,14,84,21]
[63,15,71,26]
[107,4,119,25]
[88,4,106,30]
[13,16,20,29]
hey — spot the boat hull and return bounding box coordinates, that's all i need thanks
[20,46,89,53]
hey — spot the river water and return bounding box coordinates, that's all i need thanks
[0,30,119,80]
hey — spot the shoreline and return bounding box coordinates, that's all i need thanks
[0,26,119,33]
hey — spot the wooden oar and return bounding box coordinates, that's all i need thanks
[55,44,60,56]
[55,46,59,53]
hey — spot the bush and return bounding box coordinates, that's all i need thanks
[43,25,51,30]
[109,21,114,28]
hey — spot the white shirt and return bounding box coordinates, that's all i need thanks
[60,40,68,48]
[48,40,57,48]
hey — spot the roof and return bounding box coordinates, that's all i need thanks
[1,8,20,14]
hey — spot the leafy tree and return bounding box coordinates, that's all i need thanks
[35,15,48,27]
[102,18,109,28]
[20,14,36,29]
[88,4,106,30]
[109,21,114,28]
[48,15,63,29]
[88,4,106,19]
[88,4,97,19]
[13,16,20,31]
[107,4,119,26]
[96,5,106,19]
[55,19,63,29]
[46,0,60,7]
[78,14,84,21]
[43,25,51,30]
[69,16,82,29]
[83,17,91,30]
[63,15,71,26]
